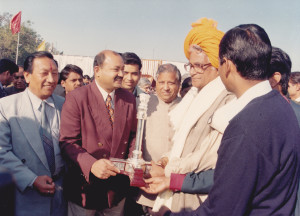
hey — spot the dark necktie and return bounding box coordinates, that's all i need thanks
[105,95,114,128]
[41,101,55,175]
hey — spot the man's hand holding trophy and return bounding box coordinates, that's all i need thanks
[110,93,153,187]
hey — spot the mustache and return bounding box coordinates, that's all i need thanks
[114,76,123,81]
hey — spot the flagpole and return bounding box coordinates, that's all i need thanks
[15,32,20,64]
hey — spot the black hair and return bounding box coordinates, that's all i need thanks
[0,59,19,74]
[290,72,300,84]
[181,77,192,89]
[60,64,83,81]
[24,51,54,74]
[219,24,272,80]
[83,75,91,80]
[121,52,142,70]
[268,47,291,95]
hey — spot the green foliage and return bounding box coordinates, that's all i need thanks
[0,12,60,65]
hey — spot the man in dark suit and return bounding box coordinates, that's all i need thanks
[0,59,18,98]
[59,50,137,216]
[5,66,27,96]
[158,24,300,216]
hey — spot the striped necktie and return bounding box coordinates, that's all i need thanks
[105,95,114,128]
[40,101,55,175]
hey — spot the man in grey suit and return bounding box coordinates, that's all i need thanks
[0,51,67,216]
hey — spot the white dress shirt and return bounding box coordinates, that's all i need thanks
[95,81,115,109]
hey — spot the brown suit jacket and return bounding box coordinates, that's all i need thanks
[59,81,137,210]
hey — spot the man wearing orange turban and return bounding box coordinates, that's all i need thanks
[184,18,224,69]
[142,18,236,213]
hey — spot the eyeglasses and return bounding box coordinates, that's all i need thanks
[14,75,25,80]
[184,63,212,73]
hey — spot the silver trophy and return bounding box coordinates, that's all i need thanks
[110,93,151,187]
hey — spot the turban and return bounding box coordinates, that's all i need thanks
[184,18,224,69]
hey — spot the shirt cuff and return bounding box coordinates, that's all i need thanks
[169,173,186,192]
[29,176,38,188]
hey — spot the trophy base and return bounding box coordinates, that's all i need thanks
[130,168,146,187]
[110,158,151,187]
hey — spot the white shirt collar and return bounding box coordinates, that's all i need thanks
[211,80,272,133]
[295,96,300,102]
[95,81,115,102]
[27,88,55,111]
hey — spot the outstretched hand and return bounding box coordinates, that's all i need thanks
[140,176,170,194]
[150,160,165,177]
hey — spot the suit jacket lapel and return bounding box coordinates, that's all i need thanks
[52,94,63,126]
[111,89,128,157]
[89,82,113,148]
[17,90,50,172]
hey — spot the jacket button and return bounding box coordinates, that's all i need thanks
[21,159,26,163]
[124,141,128,145]
[98,142,103,147]
[121,152,124,155]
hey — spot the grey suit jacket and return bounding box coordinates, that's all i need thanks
[0,89,66,216]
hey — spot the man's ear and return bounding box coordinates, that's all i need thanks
[269,72,281,88]
[94,66,101,77]
[61,80,66,88]
[23,71,31,84]
[221,57,232,78]
[296,83,300,91]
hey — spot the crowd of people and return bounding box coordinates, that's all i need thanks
[0,17,300,216]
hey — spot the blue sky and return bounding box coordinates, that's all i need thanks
[1,0,300,70]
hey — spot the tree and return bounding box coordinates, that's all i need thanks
[0,12,61,65]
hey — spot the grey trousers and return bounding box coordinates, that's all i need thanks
[68,199,125,216]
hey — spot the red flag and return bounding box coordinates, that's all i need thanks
[10,11,22,35]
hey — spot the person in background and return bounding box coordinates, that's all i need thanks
[267,47,300,216]
[138,77,152,94]
[5,65,26,95]
[137,64,182,214]
[121,52,144,98]
[121,52,145,216]
[60,64,83,95]
[180,76,192,98]
[83,75,91,85]
[0,59,18,98]
[288,72,300,104]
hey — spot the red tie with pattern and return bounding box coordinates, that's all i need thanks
[106,95,114,128]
